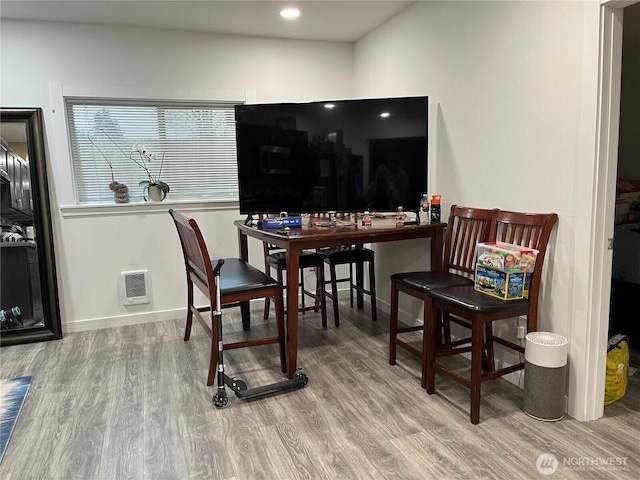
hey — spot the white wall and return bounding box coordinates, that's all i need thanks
[353,0,604,420]
[0,20,354,330]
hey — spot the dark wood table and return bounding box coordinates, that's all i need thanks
[234,216,445,378]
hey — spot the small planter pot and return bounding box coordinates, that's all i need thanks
[148,185,164,202]
[141,181,169,202]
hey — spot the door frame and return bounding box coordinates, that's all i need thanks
[585,0,637,421]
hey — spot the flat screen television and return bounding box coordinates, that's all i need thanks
[235,96,428,215]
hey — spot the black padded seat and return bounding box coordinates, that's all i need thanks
[266,251,326,267]
[215,258,280,295]
[390,271,473,293]
[318,246,374,264]
[428,284,529,315]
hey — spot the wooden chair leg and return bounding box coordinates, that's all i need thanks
[273,286,287,374]
[263,254,272,320]
[368,259,377,322]
[435,312,443,348]
[350,262,355,308]
[263,295,271,320]
[277,268,285,315]
[330,263,340,326]
[483,323,496,372]
[317,266,328,328]
[470,320,484,425]
[424,297,437,393]
[312,267,320,312]
[442,312,452,346]
[241,301,251,331]
[355,261,364,309]
[185,280,194,341]
[299,266,306,312]
[389,281,399,365]
[263,257,272,320]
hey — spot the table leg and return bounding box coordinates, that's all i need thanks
[355,261,364,309]
[285,246,300,378]
[237,229,251,330]
[431,225,444,272]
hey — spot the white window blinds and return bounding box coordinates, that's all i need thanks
[66,99,239,204]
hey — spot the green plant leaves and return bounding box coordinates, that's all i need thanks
[139,180,170,201]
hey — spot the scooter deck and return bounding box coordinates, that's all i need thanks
[224,372,308,401]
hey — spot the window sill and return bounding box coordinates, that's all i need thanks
[60,198,239,218]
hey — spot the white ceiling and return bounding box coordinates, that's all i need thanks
[0,0,414,43]
[0,1,412,143]
[0,123,27,144]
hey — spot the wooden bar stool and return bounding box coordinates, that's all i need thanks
[388,205,496,382]
[424,210,558,424]
[169,209,286,387]
[319,245,377,326]
[263,243,328,328]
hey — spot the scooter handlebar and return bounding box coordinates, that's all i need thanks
[214,259,225,275]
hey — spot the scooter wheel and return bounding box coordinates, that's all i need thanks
[213,393,229,408]
[230,378,248,392]
[295,372,309,388]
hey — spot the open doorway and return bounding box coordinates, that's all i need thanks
[605,0,640,415]
[609,2,640,348]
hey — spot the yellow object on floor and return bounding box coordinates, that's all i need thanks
[604,334,629,405]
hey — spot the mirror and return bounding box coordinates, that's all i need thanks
[1,107,62,345]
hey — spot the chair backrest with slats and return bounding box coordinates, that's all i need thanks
[443,205,497,277]
[488,210,559,326]
[169,209,214,295]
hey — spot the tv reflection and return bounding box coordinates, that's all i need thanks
[365,164,411,211]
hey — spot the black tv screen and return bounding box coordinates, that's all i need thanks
[235,96,428,215]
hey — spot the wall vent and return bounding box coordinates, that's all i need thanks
[121,270,150,305]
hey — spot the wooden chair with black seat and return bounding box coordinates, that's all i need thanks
[424,209,558,424]
[262,242,328,328]
[169,209,286,387]
[319,244,377,326]
[313,212,377,327]
[389,205,497,380]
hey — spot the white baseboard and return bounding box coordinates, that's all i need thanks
[62,307,186,333]
[62,286,362,334]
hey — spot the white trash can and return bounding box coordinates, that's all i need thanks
[524,332,568,421]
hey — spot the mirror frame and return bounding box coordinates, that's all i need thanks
[1,107,62,346]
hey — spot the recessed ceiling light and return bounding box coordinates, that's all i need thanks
[280,8,301,19]
[324,104,335,110]
[380,112,390,118]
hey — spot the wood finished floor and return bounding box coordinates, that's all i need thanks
[0,305,638,480]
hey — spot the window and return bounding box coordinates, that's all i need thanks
[66,99,239,204]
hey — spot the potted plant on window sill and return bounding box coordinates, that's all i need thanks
[131,146,170,202]
[139,179,170,202]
